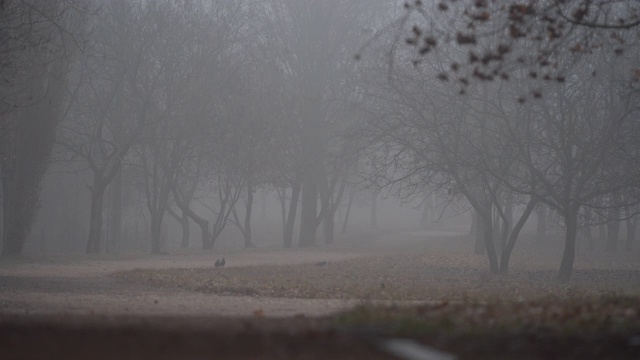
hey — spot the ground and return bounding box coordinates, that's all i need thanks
[1,229,639,359]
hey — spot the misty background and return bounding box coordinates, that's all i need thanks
[1,0,639,282]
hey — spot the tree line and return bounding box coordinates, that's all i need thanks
[1,0,639,281]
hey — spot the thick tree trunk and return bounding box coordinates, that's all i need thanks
[200,222,212,250]
[0,46,71,256]
[1,181,31,255]
[499,199,537,274]
[283,182,301,248]
[189,217,211,250]
[299,177,318,247]
[0,187,3,249]
[481,209,499,273]
[86,184,106,254]
[1,114,56,256]
[558,207,579,282]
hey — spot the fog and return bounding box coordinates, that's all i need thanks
[2,0,640,284]
[3,3,640,359]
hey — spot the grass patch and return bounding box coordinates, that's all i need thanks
[335,296,640,336]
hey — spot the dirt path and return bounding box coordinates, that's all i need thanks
[0,230,464,317]
[0,248,362,317]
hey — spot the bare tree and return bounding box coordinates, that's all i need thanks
[57,1,172,254]
[265,0,390,247]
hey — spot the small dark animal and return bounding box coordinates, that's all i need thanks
[215,259,222,268]
[220,257,226,267]
[315,261,327,267]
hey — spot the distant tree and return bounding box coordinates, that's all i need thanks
[266,0,390,247]
[152,0,253,251]
[57,1,173,254]
[133,1,213,254]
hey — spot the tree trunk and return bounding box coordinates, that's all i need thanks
[340,186,355,234]
[173,191,210,250]
[469,210,477,238]
[501,192,514,252]
[180,211,190,248]
[474,210,485,255]
[150,214,162,254]
[133,221,139,247]
[1,179,31,255]
[86,184,106,254]
[167,206,190,249]
[583,207,594,251]
[108,169,122,254]
[606,209,620,253]
[493,205,502,253]
[149,191,171,254]
[260,190,267,221]
[322,178,346,245]
[535,204,547,244]
[278,187,287,237]
[244,183,255,248]
[0,42,72,256]
[323,211,335,244]
[499,199,537,274]
[200,221,212,250]
[284,182,301,248]
[0,186,3,249]
[480,209,499,273]
[1,115,55,256]
[558,207,579,282]
[625,206,636,251]
[299,177,318,247]
[626,219,636,252]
